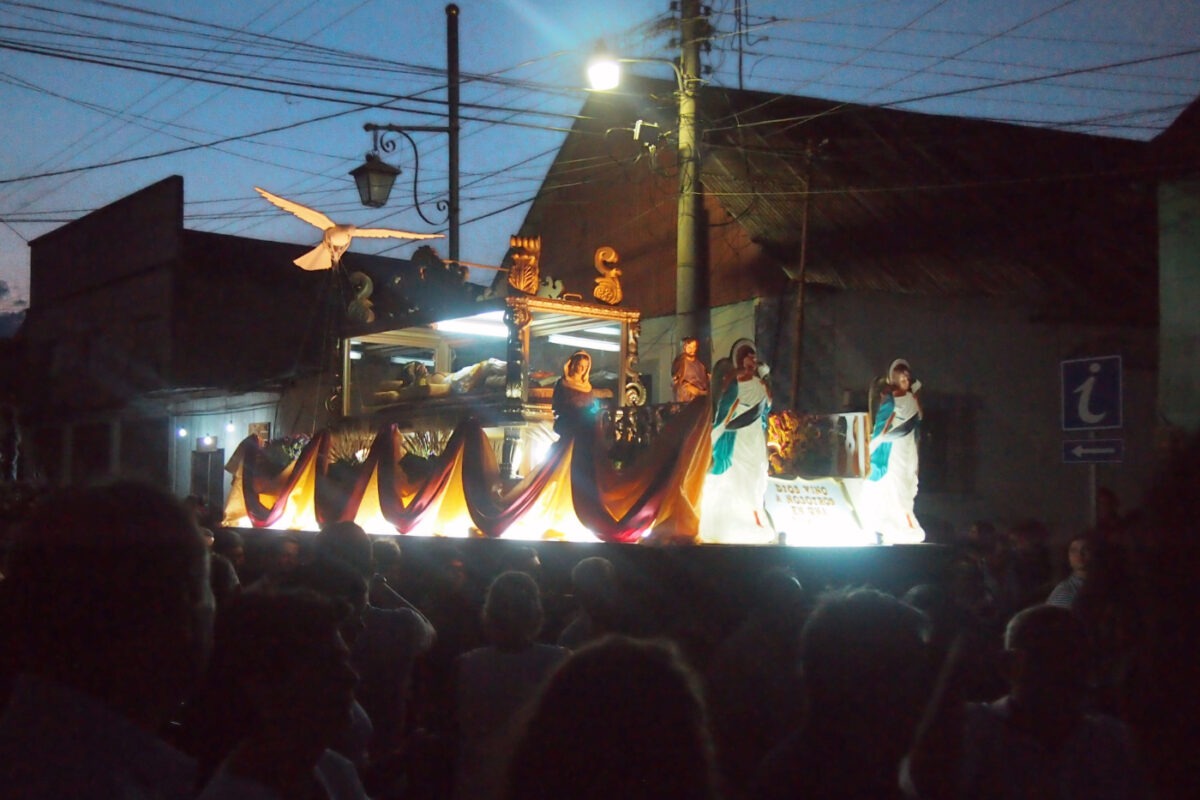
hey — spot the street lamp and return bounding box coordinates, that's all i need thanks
[586,0,705,343]
[353,123,452,223]
[585,44,623,91]
[351,4,461,267]
[350,150,399,209]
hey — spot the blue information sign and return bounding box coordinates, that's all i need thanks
[1062,439,1124,464]
[1061,355,1122,431]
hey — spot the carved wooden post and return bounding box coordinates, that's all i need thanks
[501,299,531,478]
[503,299,530,416]
[623,319,647,407]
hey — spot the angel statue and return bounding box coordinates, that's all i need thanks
[863,357,925,544]
[255,187,442,271]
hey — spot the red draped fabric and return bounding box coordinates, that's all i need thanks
[571,398,712,542]
[456,418,573,537]
[235,431,329,528]
[374,425,460,533]
[226,401,712,542]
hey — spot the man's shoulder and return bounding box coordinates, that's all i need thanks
[0,675,200,800]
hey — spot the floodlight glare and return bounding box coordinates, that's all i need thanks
[587,42,620,91]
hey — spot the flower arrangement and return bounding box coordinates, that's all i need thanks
[767,410,824,476]
[262,433,311,469]
[400,428,453,460]
[329,427,376,466]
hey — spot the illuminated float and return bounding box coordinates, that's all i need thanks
[222,227,920,545]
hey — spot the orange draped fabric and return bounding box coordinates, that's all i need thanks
[225,401,712,542]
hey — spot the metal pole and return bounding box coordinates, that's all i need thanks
[791,141,813,409]
[676,0,702,342]
[446,4,461,267]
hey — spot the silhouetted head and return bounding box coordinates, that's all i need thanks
[4,481,212,728]
[965,520,998,554]
[749,566,806,634]
[1066,534,1094,578]
[213,527,245,569]
[506,635,719,800]
[268,534,302,576]
[502,545,542,580]
[800,587,929,737]
[315,520,373,578]
[1004,604,1088,710]
[195,589,357,773]
[279,558,368,648]
[372,537,403,579]
[483,570,544,650]
[570,556,619,619]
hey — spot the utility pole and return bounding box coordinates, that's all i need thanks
[675,0,704,344]
[446,3,460,268]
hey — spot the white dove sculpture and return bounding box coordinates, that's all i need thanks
[255,187,443,271]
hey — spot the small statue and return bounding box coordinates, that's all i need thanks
[506,235,542,295]
[671,336,709,403]
[552,350,599,437]
[537,275,565,298]
[592,245,622,305]
[346,271,376,324]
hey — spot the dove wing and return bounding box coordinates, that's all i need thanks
[353,227,444,241]
[255,187,335,230]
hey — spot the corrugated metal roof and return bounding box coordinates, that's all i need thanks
[551,79,1163,324]
[691,85,1157,320]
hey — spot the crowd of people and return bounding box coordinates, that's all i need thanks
[0,436,1197,799]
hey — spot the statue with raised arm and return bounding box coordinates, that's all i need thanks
[864,358,925,543]
[700,339,776,544]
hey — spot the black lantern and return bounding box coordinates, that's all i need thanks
[350,152,400,208]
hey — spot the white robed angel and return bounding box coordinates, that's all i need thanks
[699,339,777,544]
[863,358,925,544]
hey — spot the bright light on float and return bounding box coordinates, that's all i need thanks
[177,427,188,438]
[528,438,552,470]
[226,421,236,433]
[765,476,878,547]
[433,310,508,338]
[547,333,621,352]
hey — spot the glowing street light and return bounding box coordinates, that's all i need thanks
[585,0,706,343]
[586,44,622,91]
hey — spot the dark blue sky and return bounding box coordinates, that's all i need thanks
[1,0,1197,312]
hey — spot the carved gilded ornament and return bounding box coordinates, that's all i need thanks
[506,235,542,295]
[592,245,623,305]
[505,305,533,330]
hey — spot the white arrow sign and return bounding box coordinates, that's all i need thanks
[1063,439,1123,463]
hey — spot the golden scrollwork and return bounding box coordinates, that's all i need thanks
[592,245,623,305]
